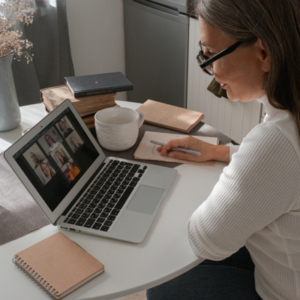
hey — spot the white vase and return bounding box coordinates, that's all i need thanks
[0,52,21,131]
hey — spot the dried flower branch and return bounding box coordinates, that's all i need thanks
[0,0,34,63]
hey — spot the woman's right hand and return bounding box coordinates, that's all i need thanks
[157,136,230,163]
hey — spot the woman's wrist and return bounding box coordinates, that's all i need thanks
[212,145,230,163]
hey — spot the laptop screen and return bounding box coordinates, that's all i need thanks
[13,107,99,212]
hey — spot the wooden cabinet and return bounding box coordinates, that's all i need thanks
[187,18,263,143]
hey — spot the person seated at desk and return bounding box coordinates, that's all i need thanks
[147,0,300,299]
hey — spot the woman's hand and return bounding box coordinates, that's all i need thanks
[157,136,230,163]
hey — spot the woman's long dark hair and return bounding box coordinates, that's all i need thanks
[196,0,300,137]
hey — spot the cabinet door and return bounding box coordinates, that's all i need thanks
[187,18,262,144]
[124,0,189,107]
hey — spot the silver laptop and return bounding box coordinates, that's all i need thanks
[4,100,177,243]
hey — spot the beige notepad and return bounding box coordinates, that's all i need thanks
[136,100,204,133]
[134,131,218,166]
[13,232,104,299]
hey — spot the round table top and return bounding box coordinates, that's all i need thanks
[0,101,228,300]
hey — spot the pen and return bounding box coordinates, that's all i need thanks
[150,140,201,156]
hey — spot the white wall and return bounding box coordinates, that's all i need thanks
[66,0,127,101]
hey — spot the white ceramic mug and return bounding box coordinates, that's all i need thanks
[95,107,144,151]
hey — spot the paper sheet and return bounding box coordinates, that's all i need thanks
[134,131,219,166]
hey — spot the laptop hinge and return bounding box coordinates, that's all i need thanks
[60,162,106,218]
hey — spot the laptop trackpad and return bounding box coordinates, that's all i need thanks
[126,185,165,215]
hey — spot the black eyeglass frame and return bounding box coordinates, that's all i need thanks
[197,41,244,75]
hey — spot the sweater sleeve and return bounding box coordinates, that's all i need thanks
[225,143,240,161]
[188,123,300,260]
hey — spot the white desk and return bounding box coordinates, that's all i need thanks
[0,102,227,300]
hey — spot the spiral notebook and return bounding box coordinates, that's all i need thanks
[12,232,104,299]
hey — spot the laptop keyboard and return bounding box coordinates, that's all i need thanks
[64,160,148,232]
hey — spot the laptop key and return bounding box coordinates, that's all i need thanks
[111,209,120,216]
[111,184,119,190]
[100,212,108,218]
[97,203,105,209]
[97,217,106,224]
[76,218,87,226]
[107,215,116,221]
[67,218,76,224]
[104,221,113,226]
[129,182,137,188]
[100,226,109,232]
[85,207,94,213]
[71,213,81,219]
[115,187,133,209]
[111,160,119,166]
[110,199,118,205]
[84,218,95,228]
[82,212,90,218]
[92,223,102,230]
[75,208,84,214]
[91,213,100,219]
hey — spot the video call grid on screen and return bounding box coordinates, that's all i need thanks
[13,108,99,211]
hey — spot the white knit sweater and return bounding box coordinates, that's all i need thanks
[187,95,300,300]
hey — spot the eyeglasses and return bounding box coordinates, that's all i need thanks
[196,41,243,75]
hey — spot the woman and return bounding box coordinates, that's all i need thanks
[66,161,80,181]
[44,134,60,152]
[40,162,56,184]
[58,119,73,138]
[30,152,42,168]
[55,150,68,167]
[147,0,300,299]
[70,136,82,152]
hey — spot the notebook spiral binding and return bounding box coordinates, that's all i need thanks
[13,255,59,299]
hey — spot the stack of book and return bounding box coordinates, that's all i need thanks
[40,85,117,129]
[40,72,133,129]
